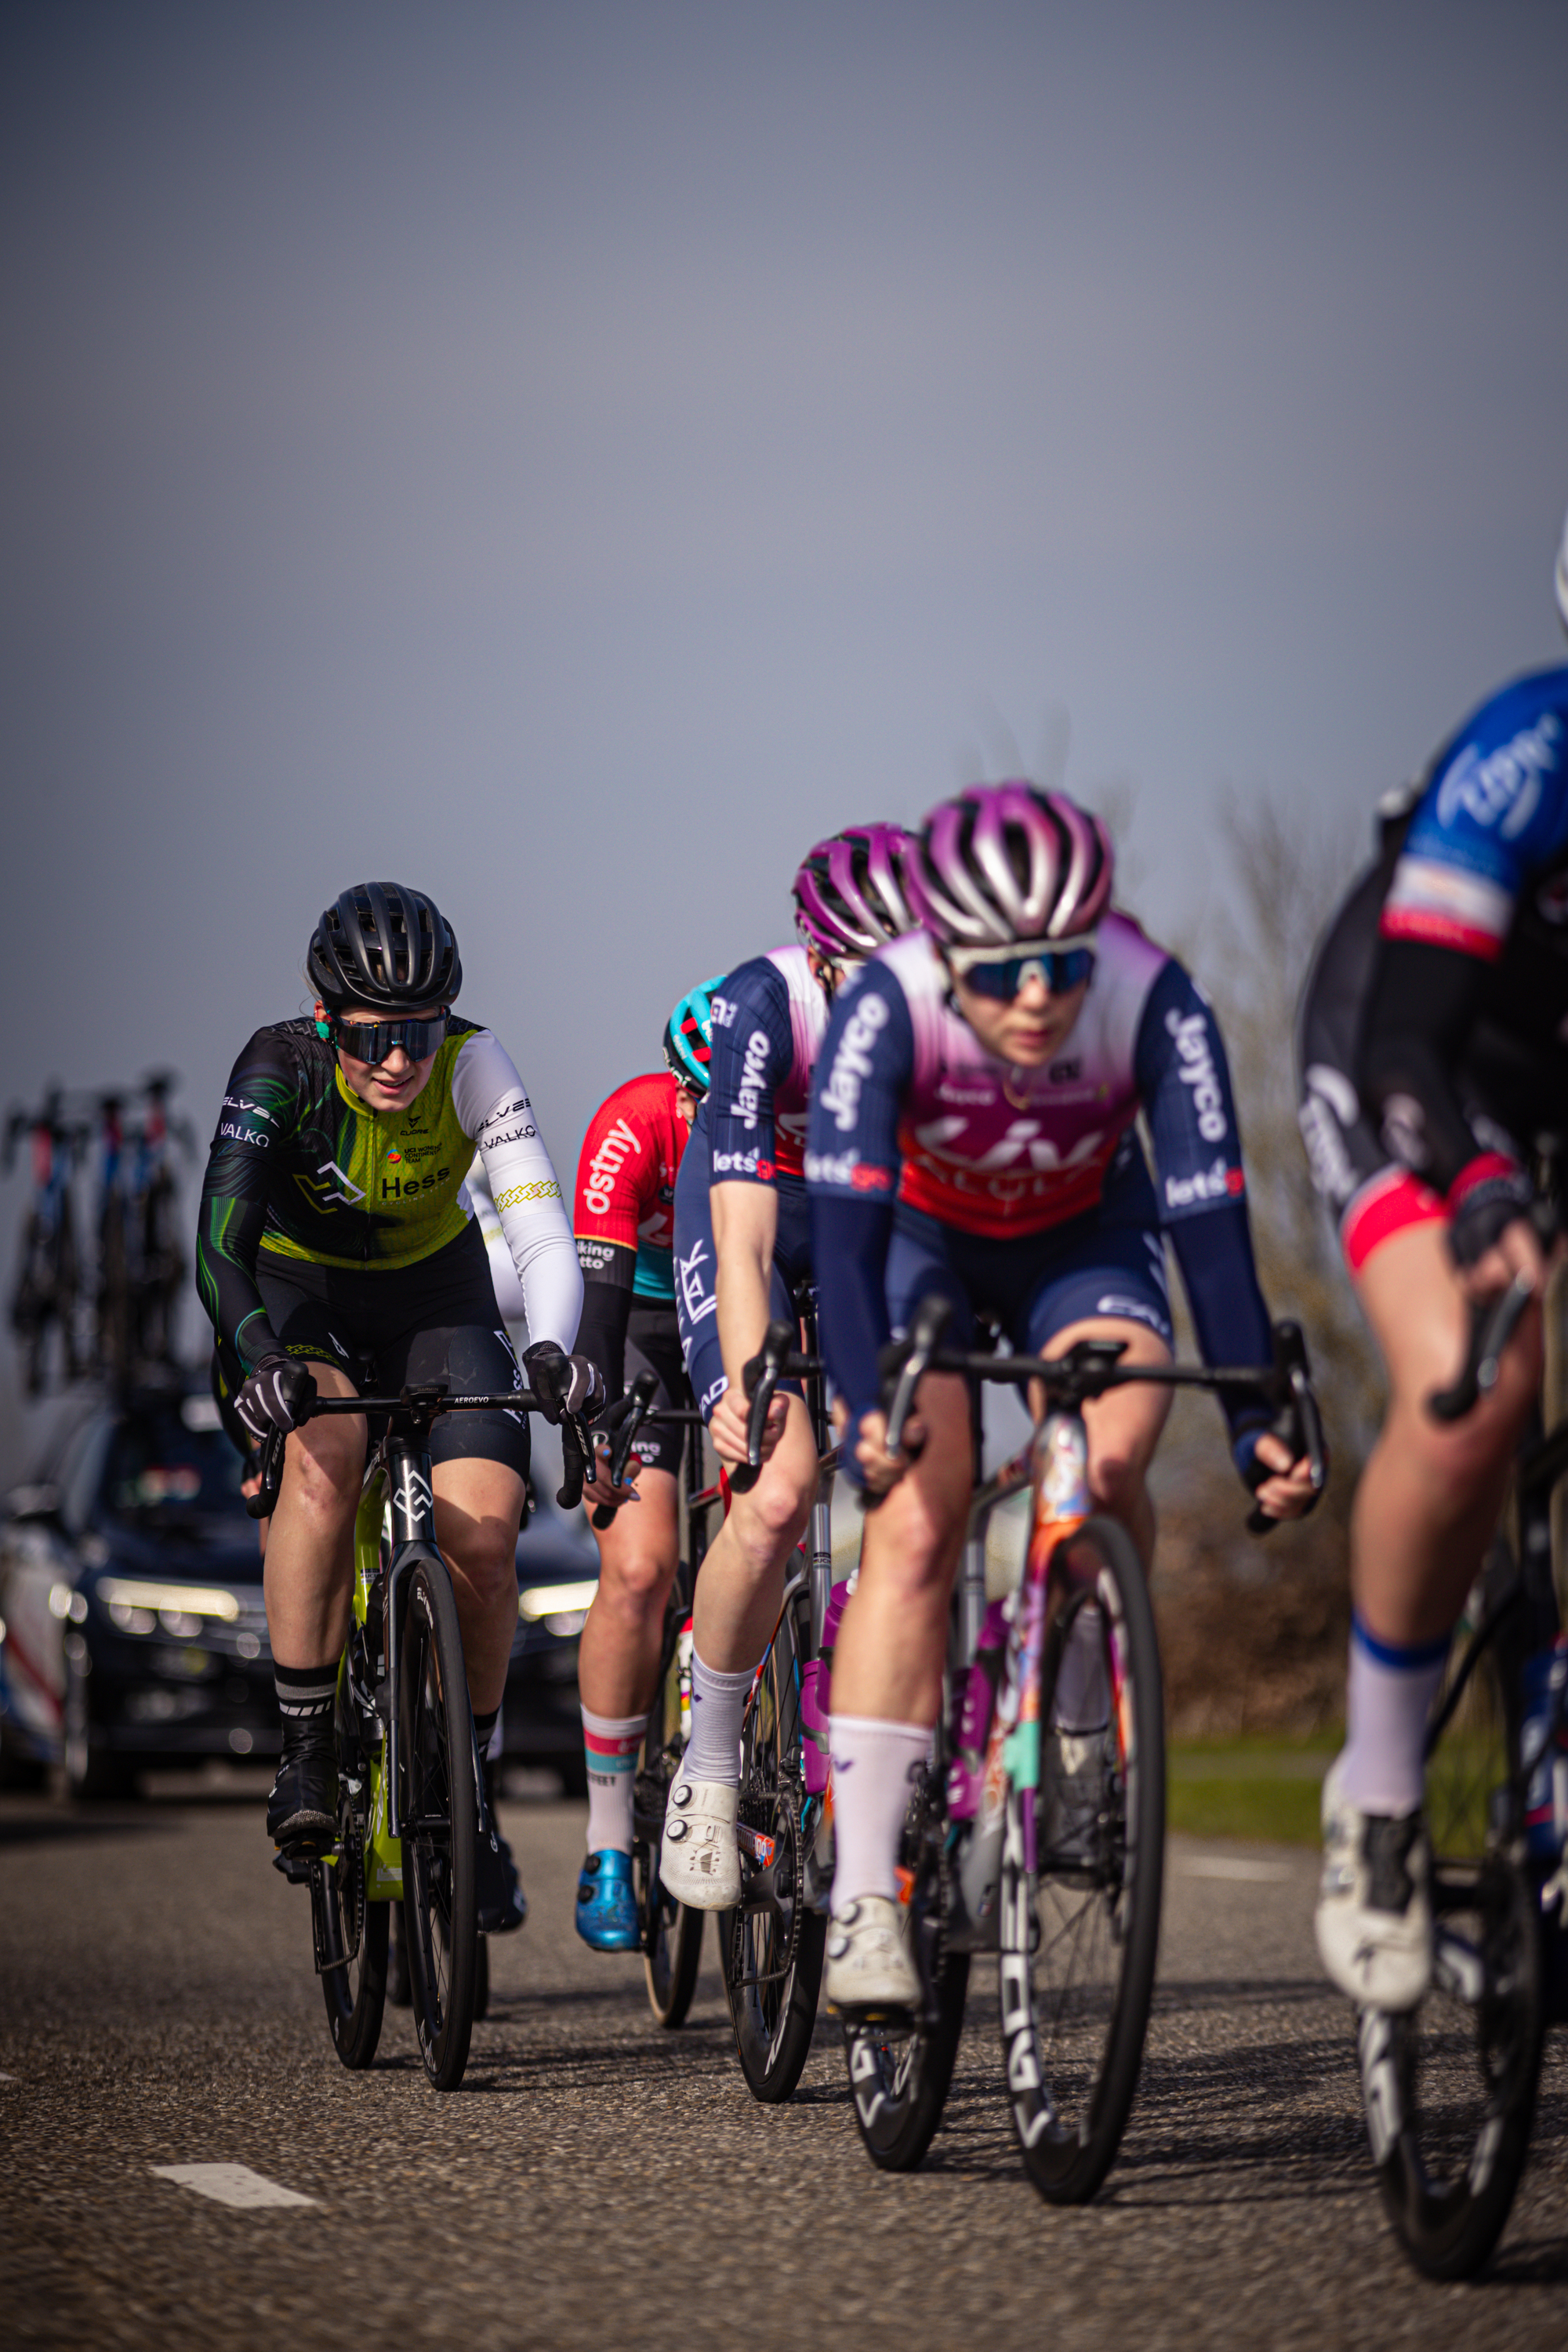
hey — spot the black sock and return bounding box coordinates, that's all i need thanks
[474,1706,500,1755]
[274,1661,337,1738]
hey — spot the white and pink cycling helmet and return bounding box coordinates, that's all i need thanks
[1555,502,1568,637]
[793,823,917,958]
[904,782,1113,949]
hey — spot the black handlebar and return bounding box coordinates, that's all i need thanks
[864,1303,1328,1534]
[731,1319,824,1493]
[245,1384,599,1520]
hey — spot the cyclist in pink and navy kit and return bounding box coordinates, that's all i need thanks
[662,827,916,1914]
[805,783,1319,2008]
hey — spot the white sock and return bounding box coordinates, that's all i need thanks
[829,1715,931,1908]
[1338,1616,1449,1817]
[581,1706,644,1855]
[681,1649,754,1788]
[1051,1606,1109,1733]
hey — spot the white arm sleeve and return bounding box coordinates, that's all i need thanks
[460,1151,530,1326]
[453,1032,583,1351]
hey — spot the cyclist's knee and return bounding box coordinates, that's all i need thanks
[282,1421,361,1524]
[1089,1449,1150,1524]
[597,1546,675,1617]
[735,1461,813,1552]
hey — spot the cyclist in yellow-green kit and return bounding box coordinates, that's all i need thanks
[197,883,599,1930]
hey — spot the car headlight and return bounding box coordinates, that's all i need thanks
[517,1579,598,1631]
[97,1577,241,1636]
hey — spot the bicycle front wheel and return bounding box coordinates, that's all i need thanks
[321,1782,390,2069]
[1360,1552,1544,2281]
[398,1559,479,2091]
[720,1588,826,2102]
[1001,1513,1165,2205]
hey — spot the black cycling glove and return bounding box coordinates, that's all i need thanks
[1446,1154,1534,1271]
[523,1340,605,1425]
[235,1355,317,1442]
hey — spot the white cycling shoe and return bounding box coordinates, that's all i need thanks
[825,1895,920,2014]
[1315,1756,1432,2012]
[658,1776,741,1910]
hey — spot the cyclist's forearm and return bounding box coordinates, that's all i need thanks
[1166,1200,1272,1432]
[712,1180,778,1381]
[194,1179,281,1373]
[810,1192,895,1438]
[575,1270,633,1399]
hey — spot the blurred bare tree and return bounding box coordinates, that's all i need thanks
[1145,786,1380,1735]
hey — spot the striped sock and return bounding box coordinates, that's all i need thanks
[581,1706,644,1854]
[274,1661,337,1733]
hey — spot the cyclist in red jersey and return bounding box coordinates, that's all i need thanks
[569,979,724,1948]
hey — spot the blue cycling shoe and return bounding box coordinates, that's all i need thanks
[575,1849,641,1951]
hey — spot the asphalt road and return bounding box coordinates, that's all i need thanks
[2,1778,1564,2352]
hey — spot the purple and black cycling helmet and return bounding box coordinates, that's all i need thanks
[903,783,1113,949]
[792,824,917,959]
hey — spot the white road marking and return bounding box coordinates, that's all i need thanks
[1180,1857,1294,1883]
[151,2163,316,2209]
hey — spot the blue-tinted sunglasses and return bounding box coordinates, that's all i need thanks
[948,942,1097,1001]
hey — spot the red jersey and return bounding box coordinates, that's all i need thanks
[573,1070,688,1302]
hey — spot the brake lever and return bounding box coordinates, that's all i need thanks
[246,1424,286,1520]
[1244,1320,1328,1537]
[590,1370,659,1529]
[1428,1276,1534,1425]
[730,1318,797,1495]
[557,1413,589,1512]
[858,1294,952,1514]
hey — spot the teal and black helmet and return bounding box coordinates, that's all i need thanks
[662,974,726,1094]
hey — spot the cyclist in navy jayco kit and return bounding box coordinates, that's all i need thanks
[805,784,1317,2009]
[662,827,917,1912]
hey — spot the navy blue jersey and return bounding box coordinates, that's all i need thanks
[706,945,829,1184]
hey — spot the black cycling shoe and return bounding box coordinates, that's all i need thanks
[266,1733,339,1857]
[475,1821,528,1934]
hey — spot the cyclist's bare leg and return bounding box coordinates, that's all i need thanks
[831,1373,975,1726]
[263,1360,365,1668]
[1029,1315,1174,1565]
[1351,1220,1541,1645]
[1318,1220,1541,2004]
[691,1392,818,1671]
[432,1459,528,1717]
[578,1465,681,1718]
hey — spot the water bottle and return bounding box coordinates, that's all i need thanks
[947,1598,1011,1823]
[1521,1635,1568,1861]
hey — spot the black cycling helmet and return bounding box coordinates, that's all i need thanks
[307,883,462,1012]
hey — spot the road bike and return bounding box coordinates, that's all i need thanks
[1352,1250,1568,2278]
[749,1297,1324,2196]
[93,1073,193,1392]
[4,1091,85,1394]
[251,1378,593,2091]
[604,1302,837,2071]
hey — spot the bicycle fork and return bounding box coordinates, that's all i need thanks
[949,1410,1094,1938]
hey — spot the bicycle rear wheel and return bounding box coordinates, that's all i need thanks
[1000,1514,1164,2205]
[846,1766,970,2171]
[720,1587,827,2102]
[1359,1551,1544,2280]
[398,1559,479,2091]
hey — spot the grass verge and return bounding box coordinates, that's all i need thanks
[1166,1737,1336,1848]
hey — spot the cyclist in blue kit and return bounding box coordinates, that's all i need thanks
[662,826,916,1910]
[805,783,1318,2007]
[1298,513,1568,2008]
